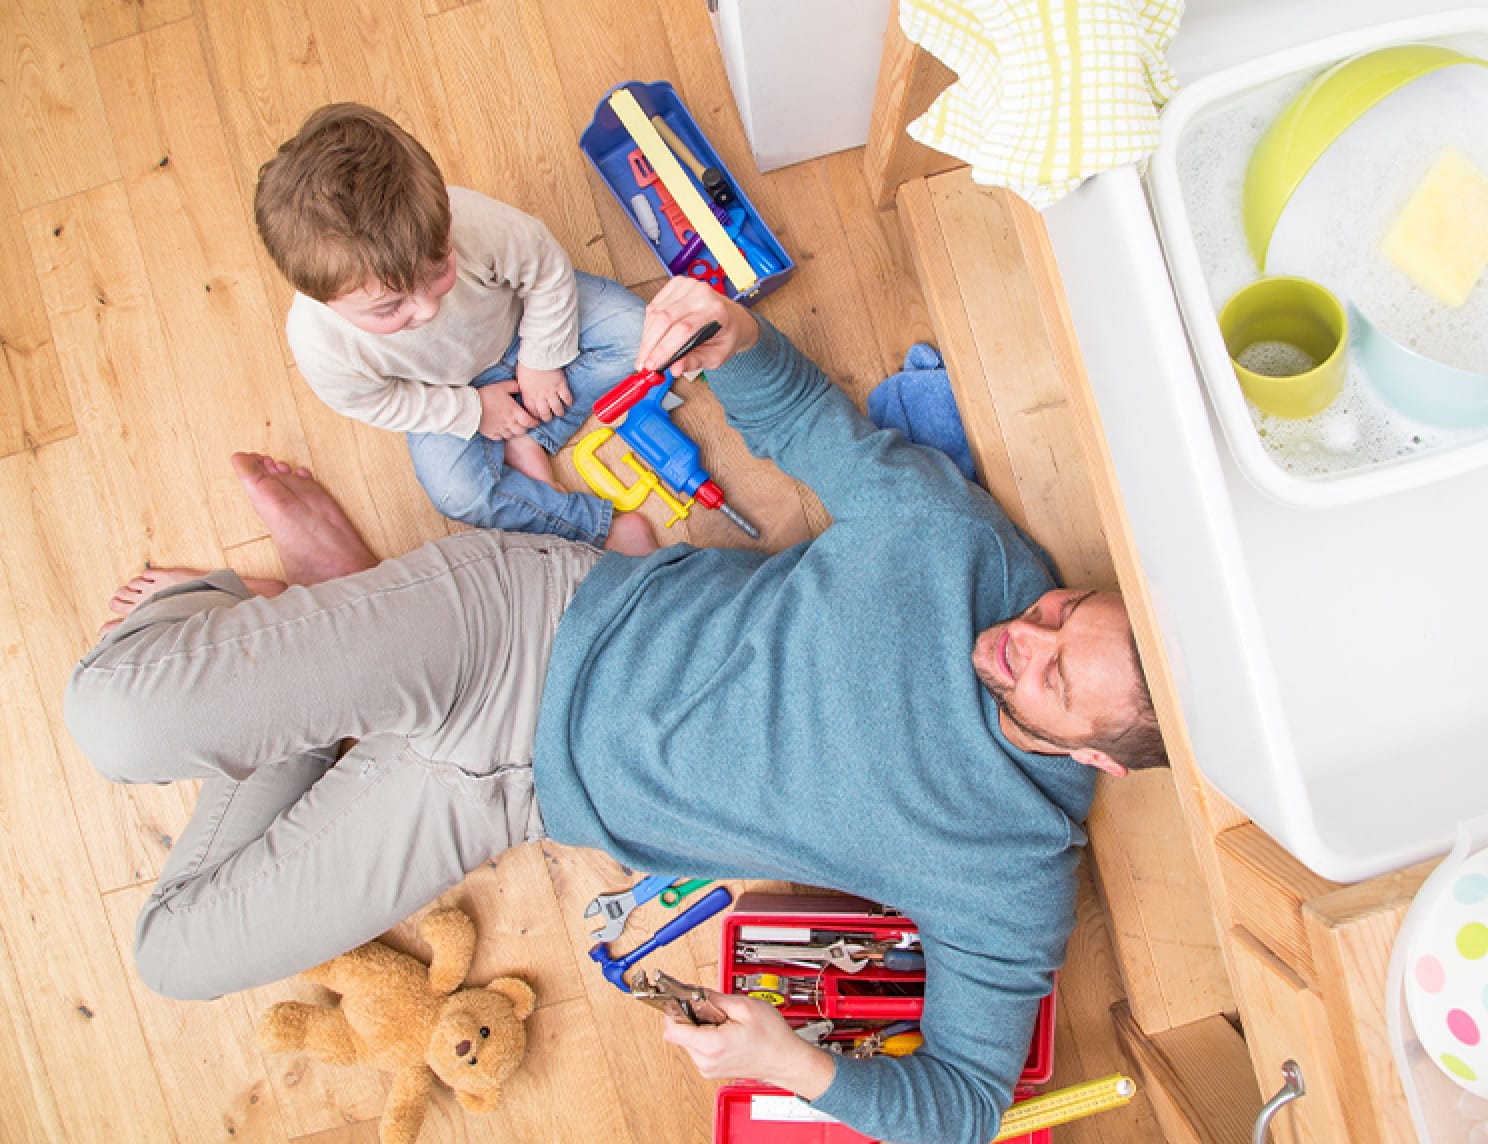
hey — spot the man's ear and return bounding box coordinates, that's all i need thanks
[1071,748,1128,778]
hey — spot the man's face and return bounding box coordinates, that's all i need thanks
[971,589,1136,776]
[326,250,459,335]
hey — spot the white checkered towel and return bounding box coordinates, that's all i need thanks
[902,0,1183,208]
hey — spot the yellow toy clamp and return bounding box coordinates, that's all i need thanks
[573,427,692,529]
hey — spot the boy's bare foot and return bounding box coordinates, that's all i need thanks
[99,567,288,636]
[503,435,557,488]
[604,512,658,556]
[230,453,378,585]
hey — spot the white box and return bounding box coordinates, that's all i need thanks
[710,0,894,173]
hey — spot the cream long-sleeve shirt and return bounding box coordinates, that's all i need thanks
[285,185,580,440]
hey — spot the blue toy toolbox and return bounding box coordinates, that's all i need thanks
[579,81,793,305]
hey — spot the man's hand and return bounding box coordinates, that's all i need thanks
[477,380,539,440]
[661,991,836,1101]
[514,362,572,423]
[636,277,759,376]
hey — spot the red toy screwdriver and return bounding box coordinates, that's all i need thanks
[595,320,722,425]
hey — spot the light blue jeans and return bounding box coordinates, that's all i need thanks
[407,271,646,546]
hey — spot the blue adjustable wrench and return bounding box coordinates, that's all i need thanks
[584,873,675,943]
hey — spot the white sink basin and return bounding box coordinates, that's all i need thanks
[1044,2,1488,882]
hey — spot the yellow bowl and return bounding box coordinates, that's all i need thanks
[1218,276,1348,419]
[1244,44,1486,269]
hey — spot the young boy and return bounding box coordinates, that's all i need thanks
[255,102,652,552]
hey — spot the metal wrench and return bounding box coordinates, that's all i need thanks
[583,873,674,943]
[737,939,870,973]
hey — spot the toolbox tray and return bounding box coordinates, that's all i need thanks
[579,80,793,305]
[714,1084,1051,1144]
[714,893,1057,1143]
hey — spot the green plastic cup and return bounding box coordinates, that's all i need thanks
[1218,276,1349,419]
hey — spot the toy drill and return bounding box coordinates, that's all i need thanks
[581,321,759,539]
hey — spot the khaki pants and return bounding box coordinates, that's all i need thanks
[64,530,600,1000]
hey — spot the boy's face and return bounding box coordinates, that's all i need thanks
[326,251,458,334]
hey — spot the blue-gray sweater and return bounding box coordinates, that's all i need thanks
[533,321,1096,1144]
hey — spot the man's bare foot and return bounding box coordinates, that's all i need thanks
[604,512,658,556]
[107,568,203,622]
[503,435,557,487]
[99,567,287,636]
[230,453,378,586]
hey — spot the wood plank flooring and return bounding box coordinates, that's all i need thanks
[0,1,1154,1139]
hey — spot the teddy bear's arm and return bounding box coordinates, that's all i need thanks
[455,1085,505,1116]
[420,908,477,995]
[381,1065,436,1144]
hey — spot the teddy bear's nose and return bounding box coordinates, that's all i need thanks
[454,1040,471,1057]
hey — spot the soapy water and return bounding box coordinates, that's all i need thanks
[1236,340,1318,377]
[1175,46,1488,479]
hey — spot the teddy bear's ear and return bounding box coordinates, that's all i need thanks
[456,1085,503,1115]
[486,977,536,1022]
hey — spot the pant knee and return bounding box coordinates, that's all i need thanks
[428,478,502,529]
[586,303,645,355]
[133,898,220,1001]
[64,663,165,785]
[576,279,645,350]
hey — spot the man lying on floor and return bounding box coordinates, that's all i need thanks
[65,277,1166,1144]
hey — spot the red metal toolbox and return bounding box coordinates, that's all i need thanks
[714,1085,1051,1144]
[713,893,1056,1143]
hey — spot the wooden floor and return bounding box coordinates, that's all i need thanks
[0,0,1159,1140]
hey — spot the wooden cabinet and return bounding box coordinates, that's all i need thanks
[1228,929,1350,1143]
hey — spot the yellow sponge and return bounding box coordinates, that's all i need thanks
[1381,147,1488,308]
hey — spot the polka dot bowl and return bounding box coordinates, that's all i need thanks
[1405,845,1488,1097]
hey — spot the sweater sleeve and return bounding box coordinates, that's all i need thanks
[287,309,483,438]
[706,320,1013,528]
[457,189,580,372]
[809,929,1054,1143]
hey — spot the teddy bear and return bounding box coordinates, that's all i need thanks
[257,906,536,1144]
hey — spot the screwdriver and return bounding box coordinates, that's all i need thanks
[596,321,722,424]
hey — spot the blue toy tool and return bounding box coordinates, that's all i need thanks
[589,886,735,993]
[722,206,781,279]
[584,873,677,944]
[591,322,760,538]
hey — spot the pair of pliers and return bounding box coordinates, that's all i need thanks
[661,877,714,908]
[630,969,728,1026]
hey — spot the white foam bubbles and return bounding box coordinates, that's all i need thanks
[1236,340,1319,377]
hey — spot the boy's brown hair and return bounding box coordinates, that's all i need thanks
[254,103,451,303]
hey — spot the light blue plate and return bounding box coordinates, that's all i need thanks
[1353,304,1488,427]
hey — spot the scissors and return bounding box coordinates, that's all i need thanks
[686,258,728,294]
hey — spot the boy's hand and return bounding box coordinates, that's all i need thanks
[514,362,572,423]
[636,277,759,376]
[661,991,836,1100]
[477,381,540,440]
